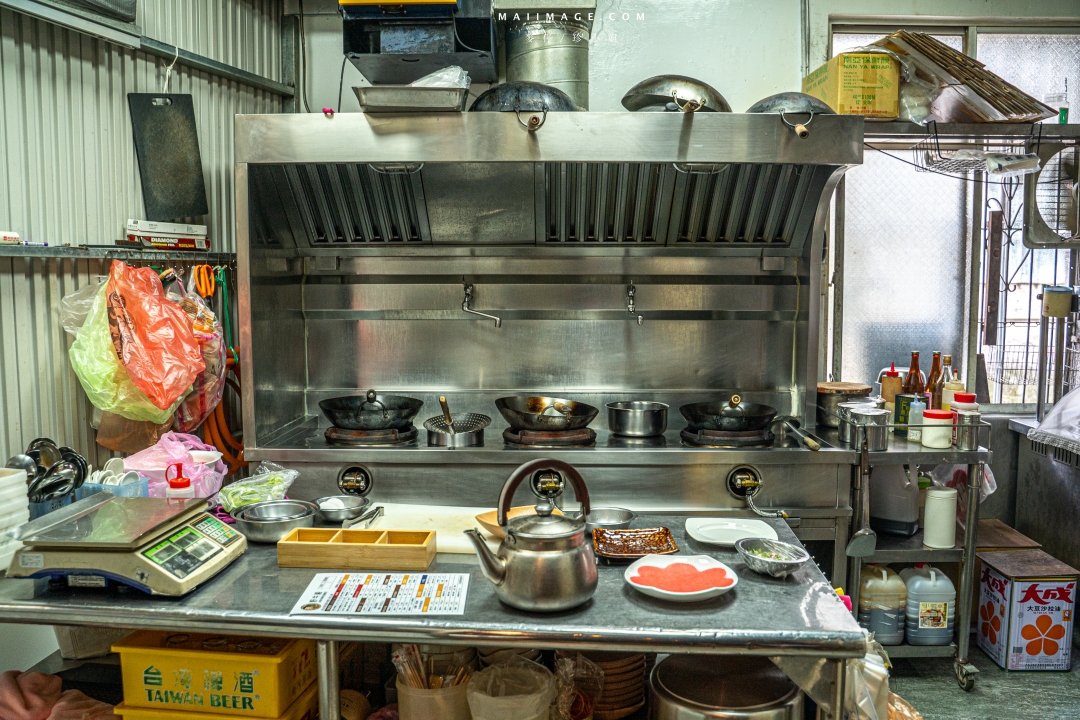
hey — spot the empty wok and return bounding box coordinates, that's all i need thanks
[496,396,599,432]
[319,389,424,431]
[680,394,778,432]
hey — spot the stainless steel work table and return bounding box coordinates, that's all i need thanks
[0,516,863,719]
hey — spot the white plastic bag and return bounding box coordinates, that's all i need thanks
[1029,386,1080,454]
[929,464,997,528]
[467,657,555,720]
[410,65,470,89]
[847,647,889,720]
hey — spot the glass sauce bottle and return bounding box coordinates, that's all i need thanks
[926,352,944,409]
[903,351,925,396]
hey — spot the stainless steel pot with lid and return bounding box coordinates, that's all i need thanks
[649,655,803,719]
[464,458,598,612]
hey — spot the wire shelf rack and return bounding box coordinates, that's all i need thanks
[984,344,1055,387]
[912,123,987,174]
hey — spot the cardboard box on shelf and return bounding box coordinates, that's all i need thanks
[802,52,899,118]
[977,549,1078,671]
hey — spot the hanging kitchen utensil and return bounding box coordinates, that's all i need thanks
[439,396,456,435]
[775,416,821,451]
[319,390,424,431]
[621,75,731,113]
[495,396,598,432]
[127,93,209,221]
[846,440,877,558]
[28,461,78,503]
[679,395,777,432]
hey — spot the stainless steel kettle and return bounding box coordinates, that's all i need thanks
[465,459,598,612]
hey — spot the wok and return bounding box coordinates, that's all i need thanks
[319,389,424,431]
[496,396,599,432]
[470,81,579,112]
[679,394,778,432]
[621,74,731,113]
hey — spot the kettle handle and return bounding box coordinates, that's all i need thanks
[497,458,590,528]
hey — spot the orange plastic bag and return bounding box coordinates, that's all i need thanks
[106,261,205,410]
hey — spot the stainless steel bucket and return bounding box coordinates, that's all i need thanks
[648,654,803,719]
[837,399,880,444]
[850,407,890,452]
[505,19,590,109]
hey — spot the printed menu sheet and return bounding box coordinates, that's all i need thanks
[290,572,470,616]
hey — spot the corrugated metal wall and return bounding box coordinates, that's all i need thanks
[0,1,283,463]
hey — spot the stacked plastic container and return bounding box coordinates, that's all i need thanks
[0,468,30,569]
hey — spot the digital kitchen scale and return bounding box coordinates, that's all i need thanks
[5,493,246,596]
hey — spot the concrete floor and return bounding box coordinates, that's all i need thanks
[889,641,1080,720]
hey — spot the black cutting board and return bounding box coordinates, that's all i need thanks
[127,93,209,221]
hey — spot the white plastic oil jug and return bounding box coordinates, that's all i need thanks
[900,563,956,645]
[858,564,907,645]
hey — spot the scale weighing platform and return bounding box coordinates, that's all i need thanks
[5,493,246,596]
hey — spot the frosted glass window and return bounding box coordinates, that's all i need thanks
[841,151,969,384]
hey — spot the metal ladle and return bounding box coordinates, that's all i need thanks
[6,454,38,484]
[845,438,877,557]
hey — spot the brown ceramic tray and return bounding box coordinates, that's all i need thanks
[592,527,679,559]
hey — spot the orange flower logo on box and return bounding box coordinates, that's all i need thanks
[980,601,1002,644]
[1020,615,1067,656]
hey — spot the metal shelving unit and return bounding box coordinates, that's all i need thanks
[0,245,235,263]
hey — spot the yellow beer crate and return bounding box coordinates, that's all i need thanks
[113,631,317,717]
[114,683,318,720]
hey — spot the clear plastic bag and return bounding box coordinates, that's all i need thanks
[467,656,555,720]
[929,464,998,528]
[106,260,204,411]
[410,65,470,89]
[123,431,225,498]
[59,278,106,336]
[397,678,470,720]
[94,411,173,453]
[553,653,603,720]
[1029,386,1080,454]
[213,462,298,512]
[69,284,179,424]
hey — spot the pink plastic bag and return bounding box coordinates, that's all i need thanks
[124,432,225,498]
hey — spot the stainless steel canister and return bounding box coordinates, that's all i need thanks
[817,392,878,428]
[955,410,982,451]
[505,19,591,109]
[837,400,878,444]
[850,407,890,451]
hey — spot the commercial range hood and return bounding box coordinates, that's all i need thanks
[241,113,860,254]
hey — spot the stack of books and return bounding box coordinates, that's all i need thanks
[124,219,209,251]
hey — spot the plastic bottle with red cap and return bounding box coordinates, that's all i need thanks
[881,362,903,410]
[165,463,195,500]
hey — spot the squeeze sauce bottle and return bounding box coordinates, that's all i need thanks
[165,463,196,500]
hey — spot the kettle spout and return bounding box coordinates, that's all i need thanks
[464,529,505,585]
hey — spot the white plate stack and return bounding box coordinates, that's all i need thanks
[478,646,542,668]
[0,469,30,569]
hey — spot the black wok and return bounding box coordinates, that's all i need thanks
[319,389,424,431]
[680,394,778,432]
[496,396,599,432]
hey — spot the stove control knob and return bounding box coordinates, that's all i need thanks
[338,466,372,496]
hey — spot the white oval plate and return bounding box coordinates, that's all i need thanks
[685,517,778,547]
[624,554,738,602]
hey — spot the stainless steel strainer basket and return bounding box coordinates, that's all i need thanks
[424,413,491,447]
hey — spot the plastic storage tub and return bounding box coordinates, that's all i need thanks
[900,563,955,645]
[869,465,919,536]
[113,631,317,717]
[858,564,907,645]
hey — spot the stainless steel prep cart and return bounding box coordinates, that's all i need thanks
[0,517,863,719]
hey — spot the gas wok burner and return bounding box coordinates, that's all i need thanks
[325,425,419,447]
[681,427,775,448]
[503,427,597,448]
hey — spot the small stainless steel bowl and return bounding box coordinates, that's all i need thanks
[734,537,810,579]
[313,495,371,523]
[237,499,318,522]
[230,503,316,543]
[606,401,668,437]
[584,507,636,534]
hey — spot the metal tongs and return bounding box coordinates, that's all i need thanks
[343,505,383,530]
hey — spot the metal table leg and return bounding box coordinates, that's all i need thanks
[825,658,847,720]
[953,463,982,691]
[832,515,849,591]
[318,640,340,720]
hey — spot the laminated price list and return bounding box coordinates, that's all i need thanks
[290,572,470,616]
